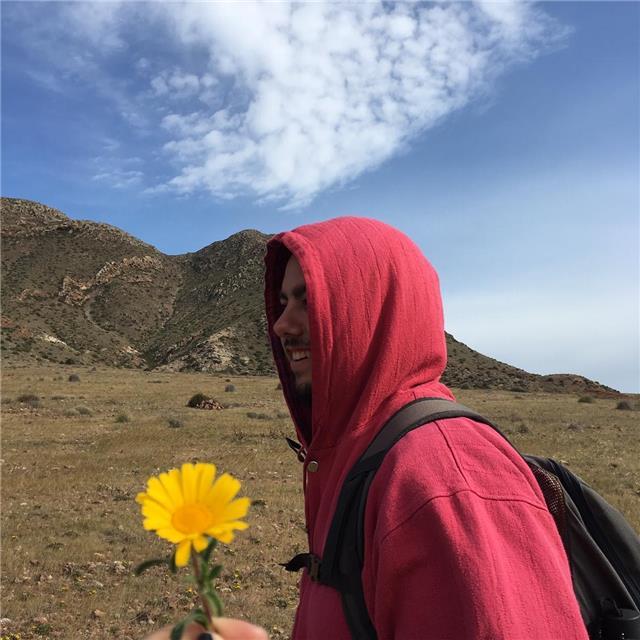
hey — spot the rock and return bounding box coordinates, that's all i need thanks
[92,609,106,619]
[112,560,128,575]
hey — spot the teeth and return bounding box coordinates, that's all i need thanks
[291,350,310,362]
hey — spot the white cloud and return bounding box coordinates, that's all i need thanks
[20,1,567,207]
[148,1,566,207]
[150,68,214,100]
[93,169,143,189]
[62,2,126,53]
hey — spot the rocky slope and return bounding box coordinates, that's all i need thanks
[0,198,618,395]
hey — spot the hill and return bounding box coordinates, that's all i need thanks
[0,197,618,395]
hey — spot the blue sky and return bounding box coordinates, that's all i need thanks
[2,2,638,392]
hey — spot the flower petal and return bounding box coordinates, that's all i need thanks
[220,497,250,522]
[141,500,171,523]
[159,468,184,508]
[192,535,209,552]
[194,463,216,500]
[226,520,249,531]
[156,527,186,544]
[208,528,234,544]
[175,539,192,567]
[143,516,171,531]
[181,462,198,504]
[205,473,240,511]
[146,476,177,511]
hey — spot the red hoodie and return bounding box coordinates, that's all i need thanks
[265,217,587,640]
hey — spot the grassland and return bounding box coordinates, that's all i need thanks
[1,364,638,640]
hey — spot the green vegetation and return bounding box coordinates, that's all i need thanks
[187,392,210,408]
[17,393,39,403]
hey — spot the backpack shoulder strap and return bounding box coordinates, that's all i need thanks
[317,397,495,639]
[349,397,501,477]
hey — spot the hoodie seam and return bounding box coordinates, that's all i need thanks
[377,488,551,548]
[435,417,543,500]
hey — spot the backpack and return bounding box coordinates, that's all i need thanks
[284,398,640,640]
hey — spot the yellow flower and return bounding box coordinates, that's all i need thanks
[136,463,250,567]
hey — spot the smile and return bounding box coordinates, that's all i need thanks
[289,350,311,362]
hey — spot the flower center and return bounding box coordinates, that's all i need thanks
[171,503,214,534]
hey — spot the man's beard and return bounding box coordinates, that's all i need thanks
[295,381,312,408]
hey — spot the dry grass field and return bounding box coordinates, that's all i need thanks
[1,364,638,640]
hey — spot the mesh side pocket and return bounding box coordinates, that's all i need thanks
[528,462,571,555]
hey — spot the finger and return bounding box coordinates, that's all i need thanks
[144,621,207,640]
[209,618,269,640]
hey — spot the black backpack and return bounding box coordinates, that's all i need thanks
[284,398,640,640]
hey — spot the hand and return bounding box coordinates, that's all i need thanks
[145,618,268,640]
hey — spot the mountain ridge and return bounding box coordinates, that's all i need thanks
[0,197,619,396]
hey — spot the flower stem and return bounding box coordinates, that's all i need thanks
[191,551,218,633]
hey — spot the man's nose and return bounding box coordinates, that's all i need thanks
[273,306,302,338]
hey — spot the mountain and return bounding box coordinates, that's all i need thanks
[0,198,618,395]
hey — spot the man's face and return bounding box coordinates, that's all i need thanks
[273,255,311,400]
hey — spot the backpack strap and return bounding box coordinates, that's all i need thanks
[284,397,497,640]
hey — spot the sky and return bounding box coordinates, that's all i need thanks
[2,1,638,393]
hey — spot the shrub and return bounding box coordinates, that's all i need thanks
[68,374,80,383]
[275,382,282,390]
[64,409,78,417]
[616,401,632,411]
[17,393,39,403]
[276,411,289,419]
[578,396,595,404]
[516,422,530,435]
[246,412,273,420]
[167,417,184,428]
[115,412,130,423]
[225,384,236,392]
[187,393,210,408]
[76,406,92,416]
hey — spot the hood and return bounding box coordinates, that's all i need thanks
[265,216,453,453]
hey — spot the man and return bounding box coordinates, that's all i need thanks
[151,216,588,639]
[264,217,588,639]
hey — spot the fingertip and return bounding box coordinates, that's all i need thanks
[212,618,269,640]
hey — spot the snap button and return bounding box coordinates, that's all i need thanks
[307,460,319,473]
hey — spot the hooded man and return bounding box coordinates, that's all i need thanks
[264,217,588,639]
